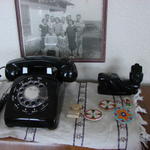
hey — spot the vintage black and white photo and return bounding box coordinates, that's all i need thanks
[16,0,107,62]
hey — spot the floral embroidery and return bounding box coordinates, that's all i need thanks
[76,133,83,139]
[79,98,85,102]
[120,137,127,142]
[119,123,126,129]
[123,97,133,108]
[99,100,116,111]
[114,107,133,123]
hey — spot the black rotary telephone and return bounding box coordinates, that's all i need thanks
[4,56,78,129]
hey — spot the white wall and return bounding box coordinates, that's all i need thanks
[0,0,20,65]
[0,0,150,84]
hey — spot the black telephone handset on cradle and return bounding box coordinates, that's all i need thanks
[5,56,77,82]
[4,56,78,129]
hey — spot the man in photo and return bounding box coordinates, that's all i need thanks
[66,19,77,56]
[39,18,49,51]
[75,14,85,57]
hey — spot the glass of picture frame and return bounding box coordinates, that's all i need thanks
[15,0,107,62]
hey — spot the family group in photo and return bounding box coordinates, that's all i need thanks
[39,14,85,57]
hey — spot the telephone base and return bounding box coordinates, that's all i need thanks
[4,75,65,129]
[98,85,138,95]
[5,117,59,129]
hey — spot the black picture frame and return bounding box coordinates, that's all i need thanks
[15,0,107,62]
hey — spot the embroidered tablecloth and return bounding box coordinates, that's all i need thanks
[0,81,148,150]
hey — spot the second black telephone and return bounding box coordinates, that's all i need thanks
[4,56,78,129]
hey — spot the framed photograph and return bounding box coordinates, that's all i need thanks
[15,0,107,62]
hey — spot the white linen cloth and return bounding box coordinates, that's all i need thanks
[0,81,144,149]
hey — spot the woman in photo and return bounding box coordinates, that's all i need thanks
[39,18,49,51]
[66,20,77,56]
[75,14,85,57]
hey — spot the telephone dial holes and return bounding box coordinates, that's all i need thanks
[20,99,25,104]
[23,82,28,86]
[25,101,30,106]
[28,80,34,84]
[31,101,36,105]
[19,97,24,101]
[19,88,24,92]
[34,81,40,85]
[23,85,28,88]
[38,84,44,88]
[14,77,48,111]
[18,94,23,97]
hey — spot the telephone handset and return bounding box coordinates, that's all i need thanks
[5,56,78,82]
[4,56,78,129]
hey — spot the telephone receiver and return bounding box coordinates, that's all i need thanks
[5,56,78,82]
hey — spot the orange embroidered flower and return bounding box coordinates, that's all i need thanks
[116,109,132,120]
[114,107,133,123]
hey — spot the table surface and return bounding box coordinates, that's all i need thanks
[0,86,150,150]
